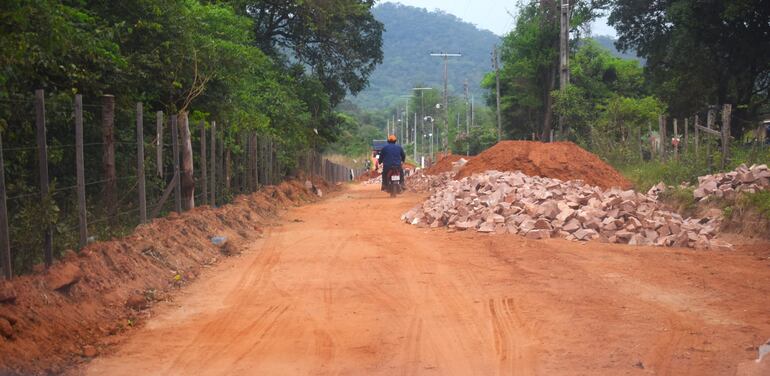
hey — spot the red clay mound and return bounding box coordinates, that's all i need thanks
[424,154,473,175]
[455,141,633,189]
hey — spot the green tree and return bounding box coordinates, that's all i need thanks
[486,0,607,140]
[232,0,384,106]
[609,0,770,136]
[552,39,647,140]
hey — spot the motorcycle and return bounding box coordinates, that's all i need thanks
[383,165,404,198]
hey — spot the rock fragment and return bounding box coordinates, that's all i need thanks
[402,170,731,250]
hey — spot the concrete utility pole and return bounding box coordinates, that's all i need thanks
[463,81,470,155]
[414,112,418,161]
[559,0,570,137]
[471,94,475,129]
[430,52,462,153]
[493,45,502,142]
[412,87,433,159]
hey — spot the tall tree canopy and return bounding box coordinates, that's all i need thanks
[233,0,384,106]
[485,0,607,140]
[609,0,770,135]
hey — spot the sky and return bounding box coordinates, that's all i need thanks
[379,0,617,37]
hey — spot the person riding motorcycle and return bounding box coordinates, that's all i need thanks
[380,134,405,191]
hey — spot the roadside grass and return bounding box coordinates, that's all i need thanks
[657,186,698,216]
[614,144,770,192]
[735,190,770,220]
[618,159,706,192]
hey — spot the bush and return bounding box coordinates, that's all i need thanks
[737,191,770,220]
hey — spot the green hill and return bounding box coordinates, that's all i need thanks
[351,3,501,109]
[591,35,644,64]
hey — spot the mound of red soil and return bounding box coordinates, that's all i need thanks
[0,178,333,375]
[424,154,473,175]
[455,141,632,189]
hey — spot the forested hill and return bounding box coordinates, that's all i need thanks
[591,35,643,63]
[351,3,501,109]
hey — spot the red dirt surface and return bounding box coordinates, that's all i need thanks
[356,170,379,181]
[455,141,633,189]
[0,178,332,375]
[80,184,770,376]
[424,154,472,175]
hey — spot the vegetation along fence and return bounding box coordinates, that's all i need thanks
[0,90,357,280]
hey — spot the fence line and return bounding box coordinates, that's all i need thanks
[649,104,733,171]
[0,89,358,279]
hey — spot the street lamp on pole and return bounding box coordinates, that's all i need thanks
[411,87,433,162]
[424,115,435,161]
[430,52,462,153]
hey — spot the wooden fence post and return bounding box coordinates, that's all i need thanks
[199,120,207,206]
[246,133,254,191]
[673,118,678,160]
[75,95,87,247]
[256,134,261,188]
[101,94,117,225]
[694,114,700,159]
[239,133,246,192]
[684,117,689,155]
[178,112,194,210]
[721,104,731,169]
[156,111,163,178]
[218,131,224,196]
[170,114,182,212]
[210,121,216,206]
[0,130,12,279]
[658,115,667,161]
[707,107,715,172]
[136,102,147,224]
[35,89,53,267]
[266,138,272,185]
[224,143,231,194]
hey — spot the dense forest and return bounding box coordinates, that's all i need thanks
[350,3,501,109]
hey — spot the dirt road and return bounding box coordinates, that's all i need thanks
[83,184,770,375]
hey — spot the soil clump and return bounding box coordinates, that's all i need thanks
[455,141,633,189]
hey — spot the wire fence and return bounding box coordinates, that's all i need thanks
[0,89,360,279]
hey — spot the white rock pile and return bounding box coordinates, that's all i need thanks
[402,170,732,250]
[693,164,769,201]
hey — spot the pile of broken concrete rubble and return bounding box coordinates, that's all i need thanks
[693,164,769,200]
[402,170,732,250]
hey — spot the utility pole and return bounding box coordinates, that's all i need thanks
[471,94,475,129]
[559,0,570,138]
[430,52,462,153]
[414,112,417,162]
[493,45,502,142]
[404,101,408,144]
[412,87,433,160]
[464,80,470,156]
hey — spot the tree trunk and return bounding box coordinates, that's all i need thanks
[178,111,195,210]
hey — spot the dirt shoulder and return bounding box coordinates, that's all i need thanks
[0,179,334,375]
[78,184,770,375]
